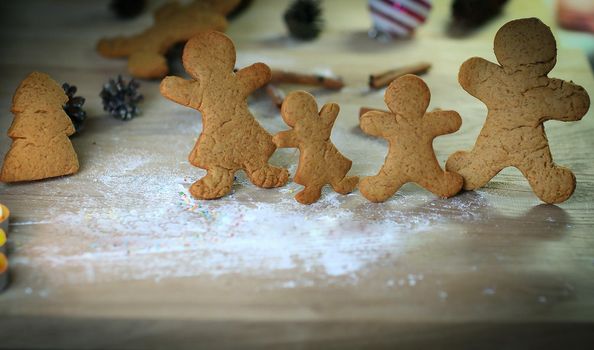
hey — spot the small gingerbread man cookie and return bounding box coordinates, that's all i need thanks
[273,91,359,204]
[160,31,288,200]
[359,74,463,202]
[446,18,590,204]
[97,0,240,79]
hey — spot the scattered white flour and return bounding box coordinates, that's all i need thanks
[23,178,437,285]
[7,140,483,288]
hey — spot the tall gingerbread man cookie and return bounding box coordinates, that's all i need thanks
[160,31,288,200]
[1,72,79,182]
[273,91,359,204]
[97,0,240,79]
[446,18,590,204]
[359,75,463,202]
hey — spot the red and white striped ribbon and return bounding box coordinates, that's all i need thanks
[369,0,432,38]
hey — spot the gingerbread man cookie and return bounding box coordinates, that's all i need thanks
[97,0,240,79]
[160,31,288,200]
[359,74,463,202]
[273,91,359,204]
[446,18,590,204]
[1,72,79,182]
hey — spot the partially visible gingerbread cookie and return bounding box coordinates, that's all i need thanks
[97,0,240,79]
[160,31,288,199]
[359,74,463,202]
[446,17,590,204]
[0,72,79,182]
[273,91,358,204]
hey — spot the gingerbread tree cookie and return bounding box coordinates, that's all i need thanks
[160,31,288,200]
[273,91,358,204]
[359,74,463,202]
[97,0,240,79]
[446,18,590,204]
[0,72,79,182]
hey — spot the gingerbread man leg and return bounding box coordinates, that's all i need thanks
[295,184,324,205]
[415,163,463,198]
[446,149,506,190]
[515,149,576,204]
[190,166,235,199]
[245,163,289,188]
[359,169,406,203]
[331,176,359,195]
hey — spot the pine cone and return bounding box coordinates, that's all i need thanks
[100,75,143,121]
[284,0,324,40]
[110,0,146,19]
[452,0,508,28]
[62,83,87,133]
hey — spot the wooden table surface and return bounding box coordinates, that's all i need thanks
[1,0,593,348]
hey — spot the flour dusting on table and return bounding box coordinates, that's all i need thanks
[6,144,487,289]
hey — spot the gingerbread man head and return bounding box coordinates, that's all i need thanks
[280,90,318,127]
[182,31,236,80]
[494,17,556,76]
[280,90,337,142]
[384,74,431,122]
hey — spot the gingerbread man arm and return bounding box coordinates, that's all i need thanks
[423,110,462,136]
[320,103,339,128]
[458,57,502,102]
[160,76,202,109]
[360,110,397,138]
[237,63,272,97]
[529,78,590,122]
[273,130,299,148]
[154,2,182,21]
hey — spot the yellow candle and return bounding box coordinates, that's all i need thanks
[0,218,8,291]
[0,253,7,292]
[0,253,7,279]
[0,254,6,274]
[0,204,8,234]
[0,229,5,255]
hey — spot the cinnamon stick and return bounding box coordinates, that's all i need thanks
[368,62,431,89]
[265,84,285,108]
[271,69,344,90]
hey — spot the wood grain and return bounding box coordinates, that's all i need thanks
[0,0,593,348]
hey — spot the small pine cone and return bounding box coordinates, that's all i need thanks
[110,0,146,19]
[62,83,87,133]
[100,75,143,121]
[452,0,509,28]
[284,0,324,41]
